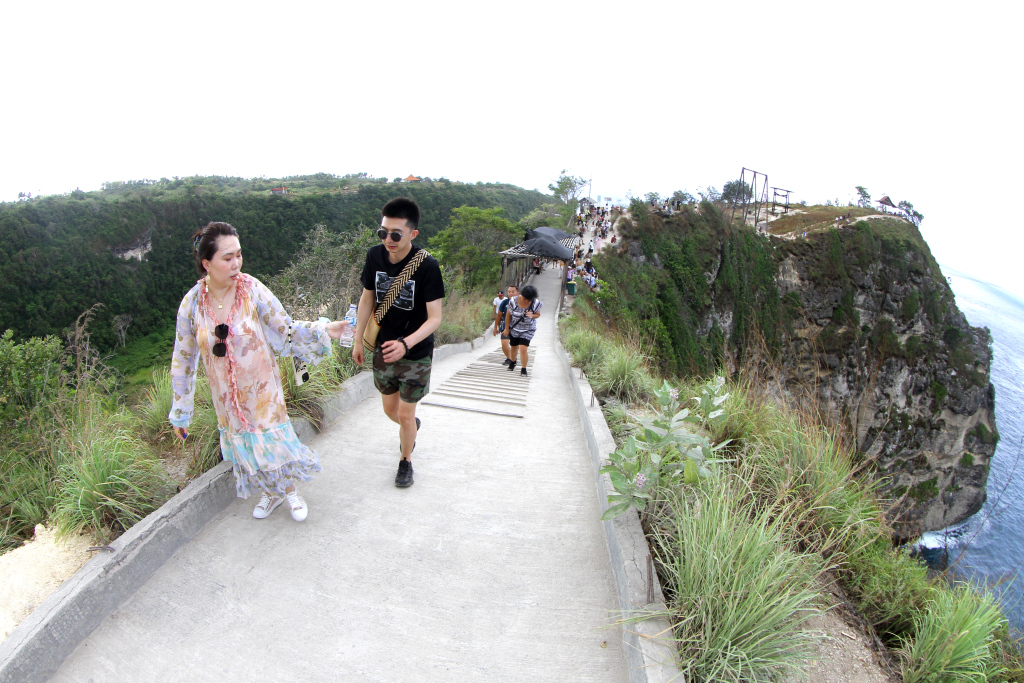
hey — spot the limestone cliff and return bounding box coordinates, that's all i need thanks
[771,218,995,540]
[608,205,996,540]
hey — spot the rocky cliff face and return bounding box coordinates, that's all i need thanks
[618,208,996,540]
[770,218,995,540]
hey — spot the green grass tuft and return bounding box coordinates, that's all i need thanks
[899,584,1006,682]
[647,481,825,681]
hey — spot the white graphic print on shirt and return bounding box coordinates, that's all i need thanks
[374,272,416,311]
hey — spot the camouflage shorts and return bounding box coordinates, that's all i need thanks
[372,348,432,403]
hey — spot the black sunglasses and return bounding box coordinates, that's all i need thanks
[212,323,229,357]
[376,228,405,242]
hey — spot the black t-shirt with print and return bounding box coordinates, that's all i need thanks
[360,244,445,360]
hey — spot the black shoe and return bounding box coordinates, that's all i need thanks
[507,360,517,371]
[503,358,513,367]
[395,459,414,488]
[521,367,528,376]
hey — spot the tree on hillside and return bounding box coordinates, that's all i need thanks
[721,180,752,204]
[855,186,872,208]
[112,314,132,347]
[672,190,696,204]
[697,186,722,203]
[429,206,520,289]
[898,200,924,227]
[548,170,588,206]
[266,224,378,322]
[645,192,661,204]
[548,170,589,227]
[520,203,565,230]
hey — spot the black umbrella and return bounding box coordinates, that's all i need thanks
[516,236,573,261]
[531,226,575,241]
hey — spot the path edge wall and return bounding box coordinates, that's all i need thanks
[0,331,490,683]
[554,305,682,683]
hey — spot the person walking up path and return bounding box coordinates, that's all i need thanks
[50,265,627,682]
[352,197,445,489]
[504,284,542,376]
[493,283,518,364]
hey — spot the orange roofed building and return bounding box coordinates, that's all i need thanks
[402,175,422,182]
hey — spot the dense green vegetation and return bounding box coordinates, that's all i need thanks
[561,284,1024,681]
[591,201,972,393]
[0,173,548,348]
[0,194,520,555]
[592,200,784,376]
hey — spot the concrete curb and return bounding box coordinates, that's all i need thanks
[0,331,490,683]
[0,460,236,683]
[554,305,682,682]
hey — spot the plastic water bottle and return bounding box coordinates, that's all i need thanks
[339,303,357,347]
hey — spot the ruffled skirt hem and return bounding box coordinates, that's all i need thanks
[218,420,322,499]
[232,456,322,499]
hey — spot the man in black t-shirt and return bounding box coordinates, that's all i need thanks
[353,198,445,488]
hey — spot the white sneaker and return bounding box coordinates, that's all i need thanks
[253,493,283,519]
[286,491,307,522]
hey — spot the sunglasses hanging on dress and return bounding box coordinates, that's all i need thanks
[212,324,229,357]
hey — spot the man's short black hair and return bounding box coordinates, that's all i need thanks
[382,197,420,230]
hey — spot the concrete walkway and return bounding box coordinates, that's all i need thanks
[51,268,628,682]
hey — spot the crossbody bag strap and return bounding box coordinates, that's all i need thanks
[373,249,429,324]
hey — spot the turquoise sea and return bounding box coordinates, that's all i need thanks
[916,267,1024,632]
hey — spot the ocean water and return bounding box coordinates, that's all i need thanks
[916,267,1024,632]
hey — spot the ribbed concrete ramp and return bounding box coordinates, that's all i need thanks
[49,268,628,682]
[421,349,537,417]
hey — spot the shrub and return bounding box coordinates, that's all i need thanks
[845,537,935,640]
[902,291,921,321]
[0,329,63,425]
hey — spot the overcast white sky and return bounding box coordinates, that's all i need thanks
[3,1,1021,296]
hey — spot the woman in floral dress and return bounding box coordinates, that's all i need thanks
[169,222,349,522]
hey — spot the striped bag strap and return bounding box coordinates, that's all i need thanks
[373,249,429,324]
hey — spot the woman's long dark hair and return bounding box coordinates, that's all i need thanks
[191,222,239,276]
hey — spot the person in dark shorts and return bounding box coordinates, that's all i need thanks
[504,285,542,376]
[352,198,445,488]
[493,284,518,365]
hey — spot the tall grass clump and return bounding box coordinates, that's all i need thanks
[560,313,652,402]
[591,345,652,403]
[12,307,175,543]
[738,405,882,557]
[562,326,610,373]
[433,268,494,345]
[647,481,825,681]
[899,584,1006,682]
[52,413,171,541]
[0,443,55,552]
[141,368,222,476]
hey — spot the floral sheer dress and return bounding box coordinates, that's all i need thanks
[169,274,332,498]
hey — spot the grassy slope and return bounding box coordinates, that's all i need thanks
[559,206,1023,680]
